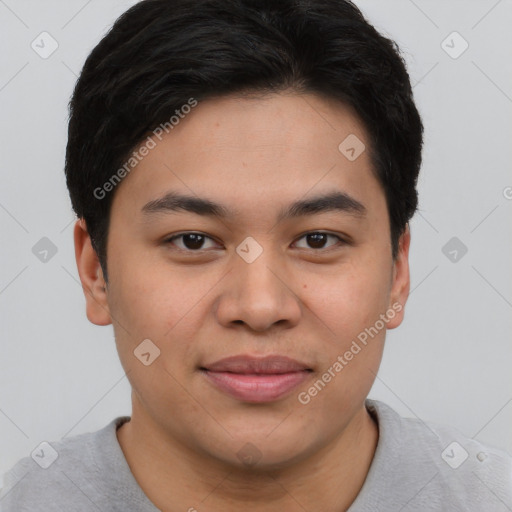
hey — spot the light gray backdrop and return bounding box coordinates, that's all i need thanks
[1,0,511,480]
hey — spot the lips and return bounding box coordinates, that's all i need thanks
[201,355,312,403]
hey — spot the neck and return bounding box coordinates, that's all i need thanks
[117,399,378,512]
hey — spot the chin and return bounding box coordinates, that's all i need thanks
[202,428,318,472]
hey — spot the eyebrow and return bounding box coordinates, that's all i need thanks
[277,191,366,221]
[142,192,231,218]
[141,190,366,221]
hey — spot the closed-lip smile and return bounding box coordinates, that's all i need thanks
[200,355,313,403]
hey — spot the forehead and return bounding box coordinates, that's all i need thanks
[111,92,386,221]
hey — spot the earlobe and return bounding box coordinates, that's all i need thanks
[386,226,411,330]
[73,219,112,326]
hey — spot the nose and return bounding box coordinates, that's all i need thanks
[214,249,302,332]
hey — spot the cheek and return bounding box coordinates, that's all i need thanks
[107,252,200,336]
[298,271,389,413]
[108,265,204,422]
[308,261,392,340]
[107,255,218,380]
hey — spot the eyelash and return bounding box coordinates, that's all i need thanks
[164,231,346,252]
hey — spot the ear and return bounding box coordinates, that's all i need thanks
[386,226,411,329]
[73,219,112,326]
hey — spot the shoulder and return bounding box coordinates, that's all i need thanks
[356,400,512,511]
[0,417,130,512]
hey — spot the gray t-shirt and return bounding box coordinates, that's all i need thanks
[1,400,511,511]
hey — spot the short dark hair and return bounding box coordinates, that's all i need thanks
[65,0,423,281]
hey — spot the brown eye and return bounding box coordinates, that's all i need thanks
[166,233,219,251]
[181,233,206,249]
[306,233,328,249]
[294,232,342,250]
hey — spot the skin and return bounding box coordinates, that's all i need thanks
[74,91,410,512]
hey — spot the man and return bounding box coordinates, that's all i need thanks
[1,0,511,510]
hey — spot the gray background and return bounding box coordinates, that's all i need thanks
[1,0,511,480]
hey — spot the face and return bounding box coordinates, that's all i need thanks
[76,92,410,468]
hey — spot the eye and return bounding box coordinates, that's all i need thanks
[164,232,220,251]
[293,232,344,250]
